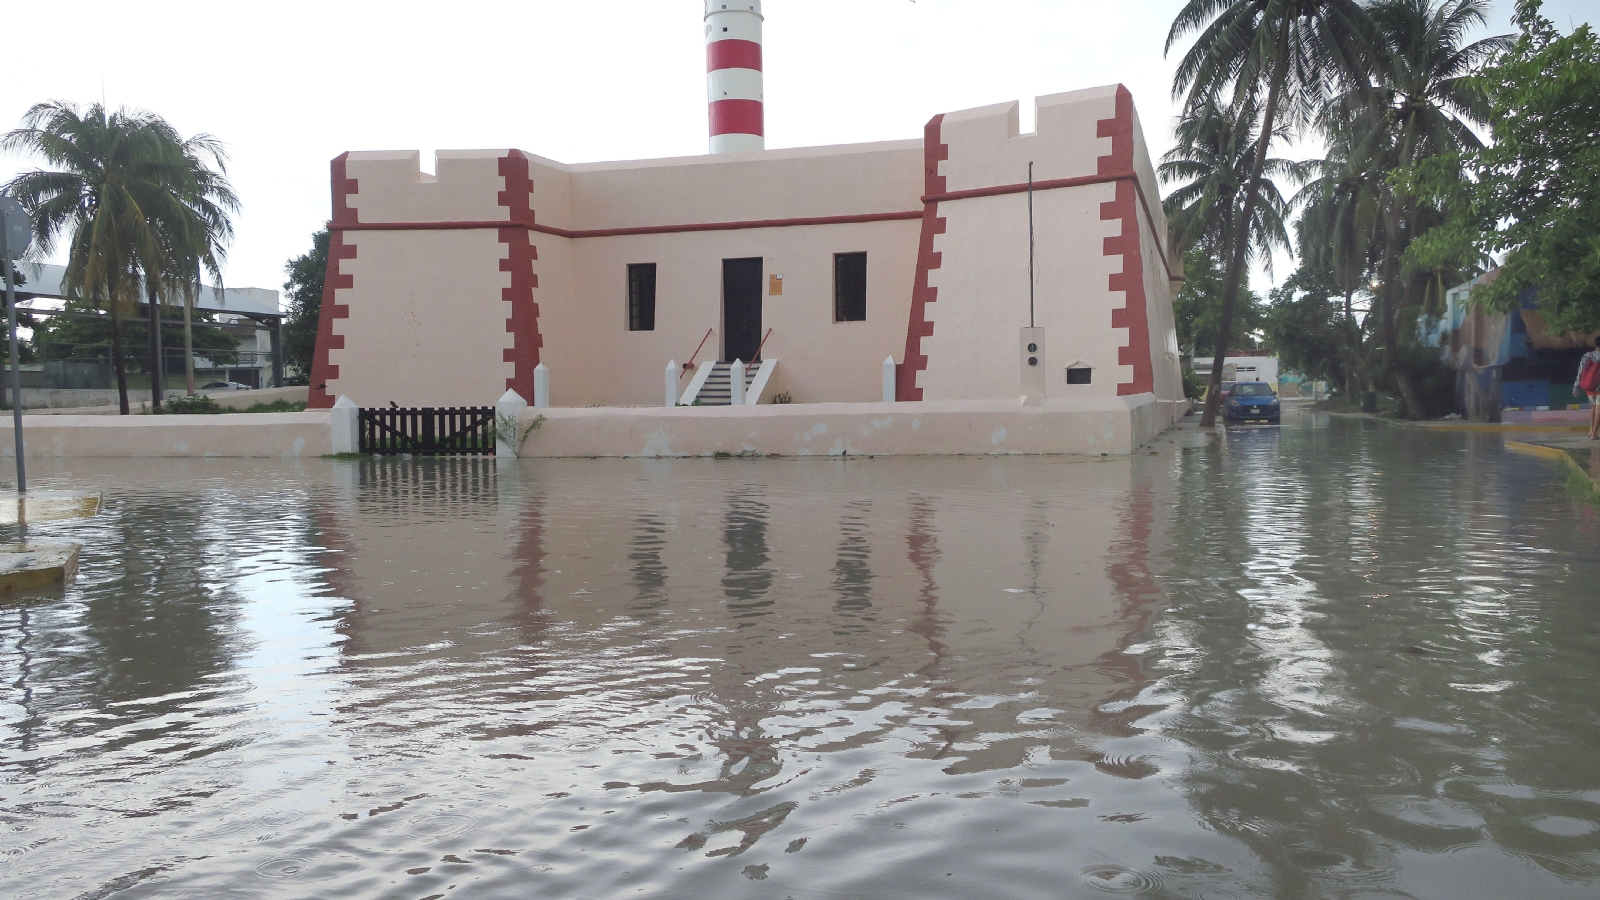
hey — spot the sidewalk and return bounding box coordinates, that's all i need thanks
[1327,411,1587,434]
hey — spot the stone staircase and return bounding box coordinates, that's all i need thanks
[695,362,761,406]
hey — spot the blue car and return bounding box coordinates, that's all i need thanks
[1226,382,1280,424]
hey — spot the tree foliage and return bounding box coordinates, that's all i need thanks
[1174,247,1267,358]
[1408,0,1600,332]
[30,305,238,369]
[1167,0,1377,426]
[2,101,236,411]
[282,227,328,380]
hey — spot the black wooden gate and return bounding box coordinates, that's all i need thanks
[358,407,496,456]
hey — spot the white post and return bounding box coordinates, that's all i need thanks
[730,359,746,406]
[533,363,550,409]
[330,395,359,455]
[882,356,896,403]
[665,360,678,407]
[495,389,529,458]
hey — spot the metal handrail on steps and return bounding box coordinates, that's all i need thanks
[683,328,714,374]
[753,328,774,363]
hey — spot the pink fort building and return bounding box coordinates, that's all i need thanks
[308,7,1186,453]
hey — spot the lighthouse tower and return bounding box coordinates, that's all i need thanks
[705,1,764,154]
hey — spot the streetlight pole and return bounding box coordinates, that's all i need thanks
[0,196,30,497]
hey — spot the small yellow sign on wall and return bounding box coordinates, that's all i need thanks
[769,274,783,296]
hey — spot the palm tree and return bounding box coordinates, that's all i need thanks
[1161,97,1301,345]
[3,103,235,413]
[1167,0,1375,426]
[1338,0,1507,418]
[155,132,235,397]
[1293,111,1387,394]
[1162,99,1300,372]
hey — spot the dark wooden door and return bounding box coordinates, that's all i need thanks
[722,257,763,363]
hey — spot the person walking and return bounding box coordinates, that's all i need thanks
[1574,336,1600,440]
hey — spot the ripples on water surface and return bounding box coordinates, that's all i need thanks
[2,413,1599,899]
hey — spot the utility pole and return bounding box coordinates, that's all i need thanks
[0,196,31,497]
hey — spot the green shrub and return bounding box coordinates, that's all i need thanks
[239,399,307,413]
[162,395,224,415]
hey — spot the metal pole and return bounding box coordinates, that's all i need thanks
[269,318,283,388]
[1,223,23,496]
[1027,161,1035,329]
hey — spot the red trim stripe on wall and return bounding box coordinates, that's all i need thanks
[1098,86,1155,398]
[498,151,543,398]
[308,153,358,410]
[897,114,948,402]
[709,98,764,137]
[707,39,762,72]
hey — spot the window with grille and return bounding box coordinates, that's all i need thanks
[834,252,867,322]
[628,263,657,331]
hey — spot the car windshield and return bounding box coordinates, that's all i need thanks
[1232,383,1274,397]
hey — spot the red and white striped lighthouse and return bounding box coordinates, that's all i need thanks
[705,1,764,154]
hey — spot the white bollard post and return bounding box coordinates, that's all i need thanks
[533,363,550,409]
[330,395,359,455]
[665,360,679,407]
[730,359,746,406]
[495,389,529,459]
[882,356,896,403]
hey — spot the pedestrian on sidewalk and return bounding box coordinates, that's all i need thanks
[1574,336,1600,440]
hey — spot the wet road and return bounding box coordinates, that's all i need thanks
[3,410,1599,898]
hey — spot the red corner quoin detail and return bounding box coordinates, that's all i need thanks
[308,153,358,410]
[1098,86,1154,397]
[897,115,948,402]
[499,151,543,398]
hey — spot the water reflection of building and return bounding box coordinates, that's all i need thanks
[316,456,1173,774]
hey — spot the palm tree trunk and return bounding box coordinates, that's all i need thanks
[109,299,130,416]
[1200,29,1289,429]
[1382,118,1426,420]
[183,294,196,395]
[1379,224,1424,419]
[146,283,163,412]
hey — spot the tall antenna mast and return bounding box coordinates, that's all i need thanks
[1028,161,1035,328]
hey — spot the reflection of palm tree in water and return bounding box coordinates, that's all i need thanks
[82,495,242,705]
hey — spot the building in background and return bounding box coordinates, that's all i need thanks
[16,262,285,390]
[1419,271,1596,424]
[1191,352,1279,388]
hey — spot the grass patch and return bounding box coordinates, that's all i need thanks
[1563,463,1600,504]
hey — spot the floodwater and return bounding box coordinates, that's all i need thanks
[3,410,1600,899]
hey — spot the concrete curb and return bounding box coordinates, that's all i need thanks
[1506,440,1600,492]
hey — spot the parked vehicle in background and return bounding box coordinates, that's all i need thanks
[1202,381,1239,404]
[1226,382,1280,424]
[200,381,252,392]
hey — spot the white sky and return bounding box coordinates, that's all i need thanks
[1,0,1586,297]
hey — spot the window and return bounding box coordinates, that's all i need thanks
[628,263,657,331]
[834,252,867,322]
[1067,367,1092,385]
